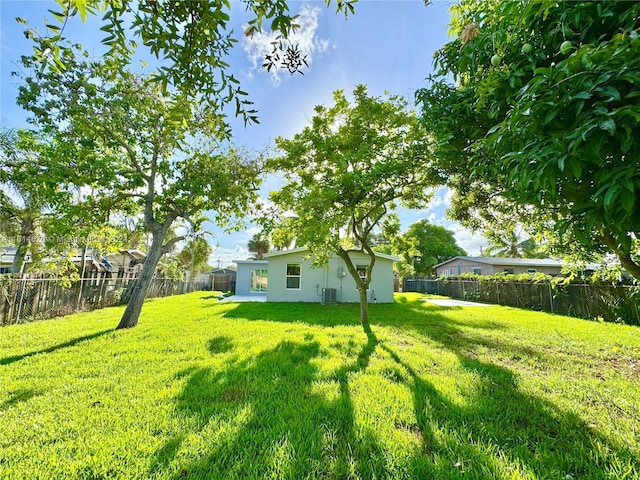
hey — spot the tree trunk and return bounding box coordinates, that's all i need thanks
[11,220,33,275]
[116,231,166,329]
[358,286,370,327]
[336,248,373,329]
[617,251,640,282]
[76,244,88,309]
[601,230,640,282]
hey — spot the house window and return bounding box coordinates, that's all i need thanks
[250,268,268,292]
[472,268,482,275]
[286,263,301,289]
[527,269,537,273]
[356,264,368,281]
[504,268,515,274]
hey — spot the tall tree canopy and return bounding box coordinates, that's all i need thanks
[247,233,270,260]
[18,48,261,328]
[0,129,70,274]
[399,220,466,276]
[267,85,435,327]
[417,0,640,279]
[21,0,357,126]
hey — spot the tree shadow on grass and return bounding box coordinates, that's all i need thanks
[222,299,537,361]
[221,301,363,327]
[380,329,640,479]
[0,329,113,366]
[0,388,42,410]
[149,333,386,479]
[218,296,638,477]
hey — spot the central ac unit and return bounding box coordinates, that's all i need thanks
[322,288,337,304]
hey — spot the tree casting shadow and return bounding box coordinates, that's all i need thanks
[149,333,386,479]
[0,329,113,366]
[158,296,638,478]
[380,319,640,478]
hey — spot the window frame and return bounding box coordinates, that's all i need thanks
[356,264,369,282]
[285,263,301,290]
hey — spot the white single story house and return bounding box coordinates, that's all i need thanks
[234,259,268,296]
[233,247,399,303]
[434,256,599,277]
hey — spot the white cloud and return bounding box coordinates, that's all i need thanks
[209,245,251,269]
[242,5,329,85]
[246,226,262,237]
[427,186,451,209]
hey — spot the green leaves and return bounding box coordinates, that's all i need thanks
[267,85,435,321]
[418,0,640,278]
[22,0,357,127]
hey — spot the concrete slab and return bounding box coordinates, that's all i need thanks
[218,294,267,303]
[425,298,492,307]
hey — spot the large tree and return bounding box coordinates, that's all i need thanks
[21,0,357,126]
[398,220,466,276]
[0,129,59,274]
[267,85,435,327]
[417,0,640,279]
[18,49,261,329]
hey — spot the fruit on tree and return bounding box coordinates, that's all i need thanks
[521,43,533,54]
[560,40,573,55]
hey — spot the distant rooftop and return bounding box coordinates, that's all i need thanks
[434,256,600,269]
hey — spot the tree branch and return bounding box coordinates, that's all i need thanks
[100,123,147,180]
[161,235,185,255]
[601,230,640,280]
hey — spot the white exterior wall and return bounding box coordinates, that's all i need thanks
[266,251,396,303]
[234,260,268,295]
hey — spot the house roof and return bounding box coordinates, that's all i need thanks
[434,256,566,268]
[434,256,600,270]
[264,247,400,262]
[1,247,17,266]
[212,268,236,274]
[119,249,146,259]
[232,259,269,266]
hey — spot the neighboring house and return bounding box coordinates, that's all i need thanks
[0,246,145,277]
[233,247,399,303]
[0,247,16,273]
[103,249,146,278]
[434,256,598,277]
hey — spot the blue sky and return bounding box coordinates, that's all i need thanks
[1,0,485,267]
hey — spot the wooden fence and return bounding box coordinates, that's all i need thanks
[402,278,640,325]
[212,272,236,293]
[0,273,210,325]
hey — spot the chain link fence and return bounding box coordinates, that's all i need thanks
[403,278,640,325]
[1,274,210,325]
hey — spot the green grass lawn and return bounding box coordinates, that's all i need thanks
[1,292,639,480]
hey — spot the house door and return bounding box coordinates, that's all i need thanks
[250,268,268,292]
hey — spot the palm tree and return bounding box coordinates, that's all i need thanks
[247,233,270,259]
[181,214,214,291]
[484,228,545,258]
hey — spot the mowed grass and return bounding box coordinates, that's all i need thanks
[1,293,639,480]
